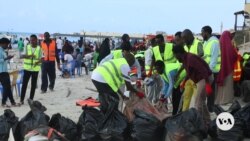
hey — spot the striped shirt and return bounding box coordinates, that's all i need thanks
[0,47,8,73]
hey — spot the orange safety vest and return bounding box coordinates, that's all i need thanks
[41,40,56,61]
[233,53,242,81]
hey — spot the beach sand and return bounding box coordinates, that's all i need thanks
[1,72,97,122]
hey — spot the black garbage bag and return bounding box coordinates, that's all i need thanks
[131,109,162,141]
[227,100,241,115]
[164,108,206,141]
[49,113,77,141]
[241,80,250,102]
[213,105,225,115]
[234,103,250,137]
[0,109,18,141]
[217,119,244,141]
[77,106,104,141]
[214,100,241,116]
[24,125,69,141]
[207,119,217,138]
[98,109,128,140]
[14,99,49,141]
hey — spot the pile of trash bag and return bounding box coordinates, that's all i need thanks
[14,99,50,141]
[131,109,163,141]
[234,103,250,138]
[98,109,128,140]
[164,108,206,141]
[77,106,104,140]
[123,94,168,122]
[211,101,250,140]
[49,113,77,141]
[0,109,18,141]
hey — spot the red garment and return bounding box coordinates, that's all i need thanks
[182,53,212,83]
[217,31,238,86]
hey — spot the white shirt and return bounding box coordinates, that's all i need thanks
[91,64,131,83]
[145,46,153,66]
[24,40,29,47]
[56,39,63,50]
[64,54,74,69]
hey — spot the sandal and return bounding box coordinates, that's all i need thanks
[2,104,11,108]
[11,103,21,107]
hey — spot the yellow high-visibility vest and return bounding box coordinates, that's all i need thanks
[203,39,221,72]
[23,45,41,72]
[111,50,123,59]
[152,43,176,63]
[184,38,201,55]
[94,58,128,92]
[161,63,180,83]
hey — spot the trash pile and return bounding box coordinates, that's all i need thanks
[1,98,250,141]
[211,100,250,141]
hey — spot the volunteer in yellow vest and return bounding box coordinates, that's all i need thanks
[181,29,204,111]
[91,53,144,115]
[149,34,176,75]
[144,38,162,104]
[154,60,181,115]
[20,35,42,104]
[100,41,142,79]
[201,26,221,112]
[40,32,61,93]
[148,34,176,104]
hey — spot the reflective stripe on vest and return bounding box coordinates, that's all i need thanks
[41,40,56,61]
[161,63,180,83]
[184,38,200,55]
[23,45,41,71]
[233,55,242,81]
[95,58,127,92]
[111,50,123,59]
[203,39,221,72]
[135,53,144,58]
[153,43,176,63]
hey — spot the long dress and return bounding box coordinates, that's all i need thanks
[215,72,234,105]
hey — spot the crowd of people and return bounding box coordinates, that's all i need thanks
[90,26,250,134]
[1,26,250,137]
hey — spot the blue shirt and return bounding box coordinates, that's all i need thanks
[204,36,220,73]
[161,69,177,98]
[0,47,8,73]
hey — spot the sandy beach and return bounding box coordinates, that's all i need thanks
[0,71,97,122]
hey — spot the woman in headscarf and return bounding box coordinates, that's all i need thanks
[97,38,110,63]
[215,31,238,105]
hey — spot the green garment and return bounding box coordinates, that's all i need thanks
[93,52,99,68]
[18,40,24,51]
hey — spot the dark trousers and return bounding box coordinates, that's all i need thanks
[41,61,56,91]
[172,86,182,115]
[92,80,119,116]
[20,70,39,102]
[207,73,218,112]
[0,72,15,105]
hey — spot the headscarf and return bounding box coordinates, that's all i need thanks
[97,38,110,63]
[217,31,238,86]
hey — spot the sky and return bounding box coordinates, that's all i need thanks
[0,0,246,34]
